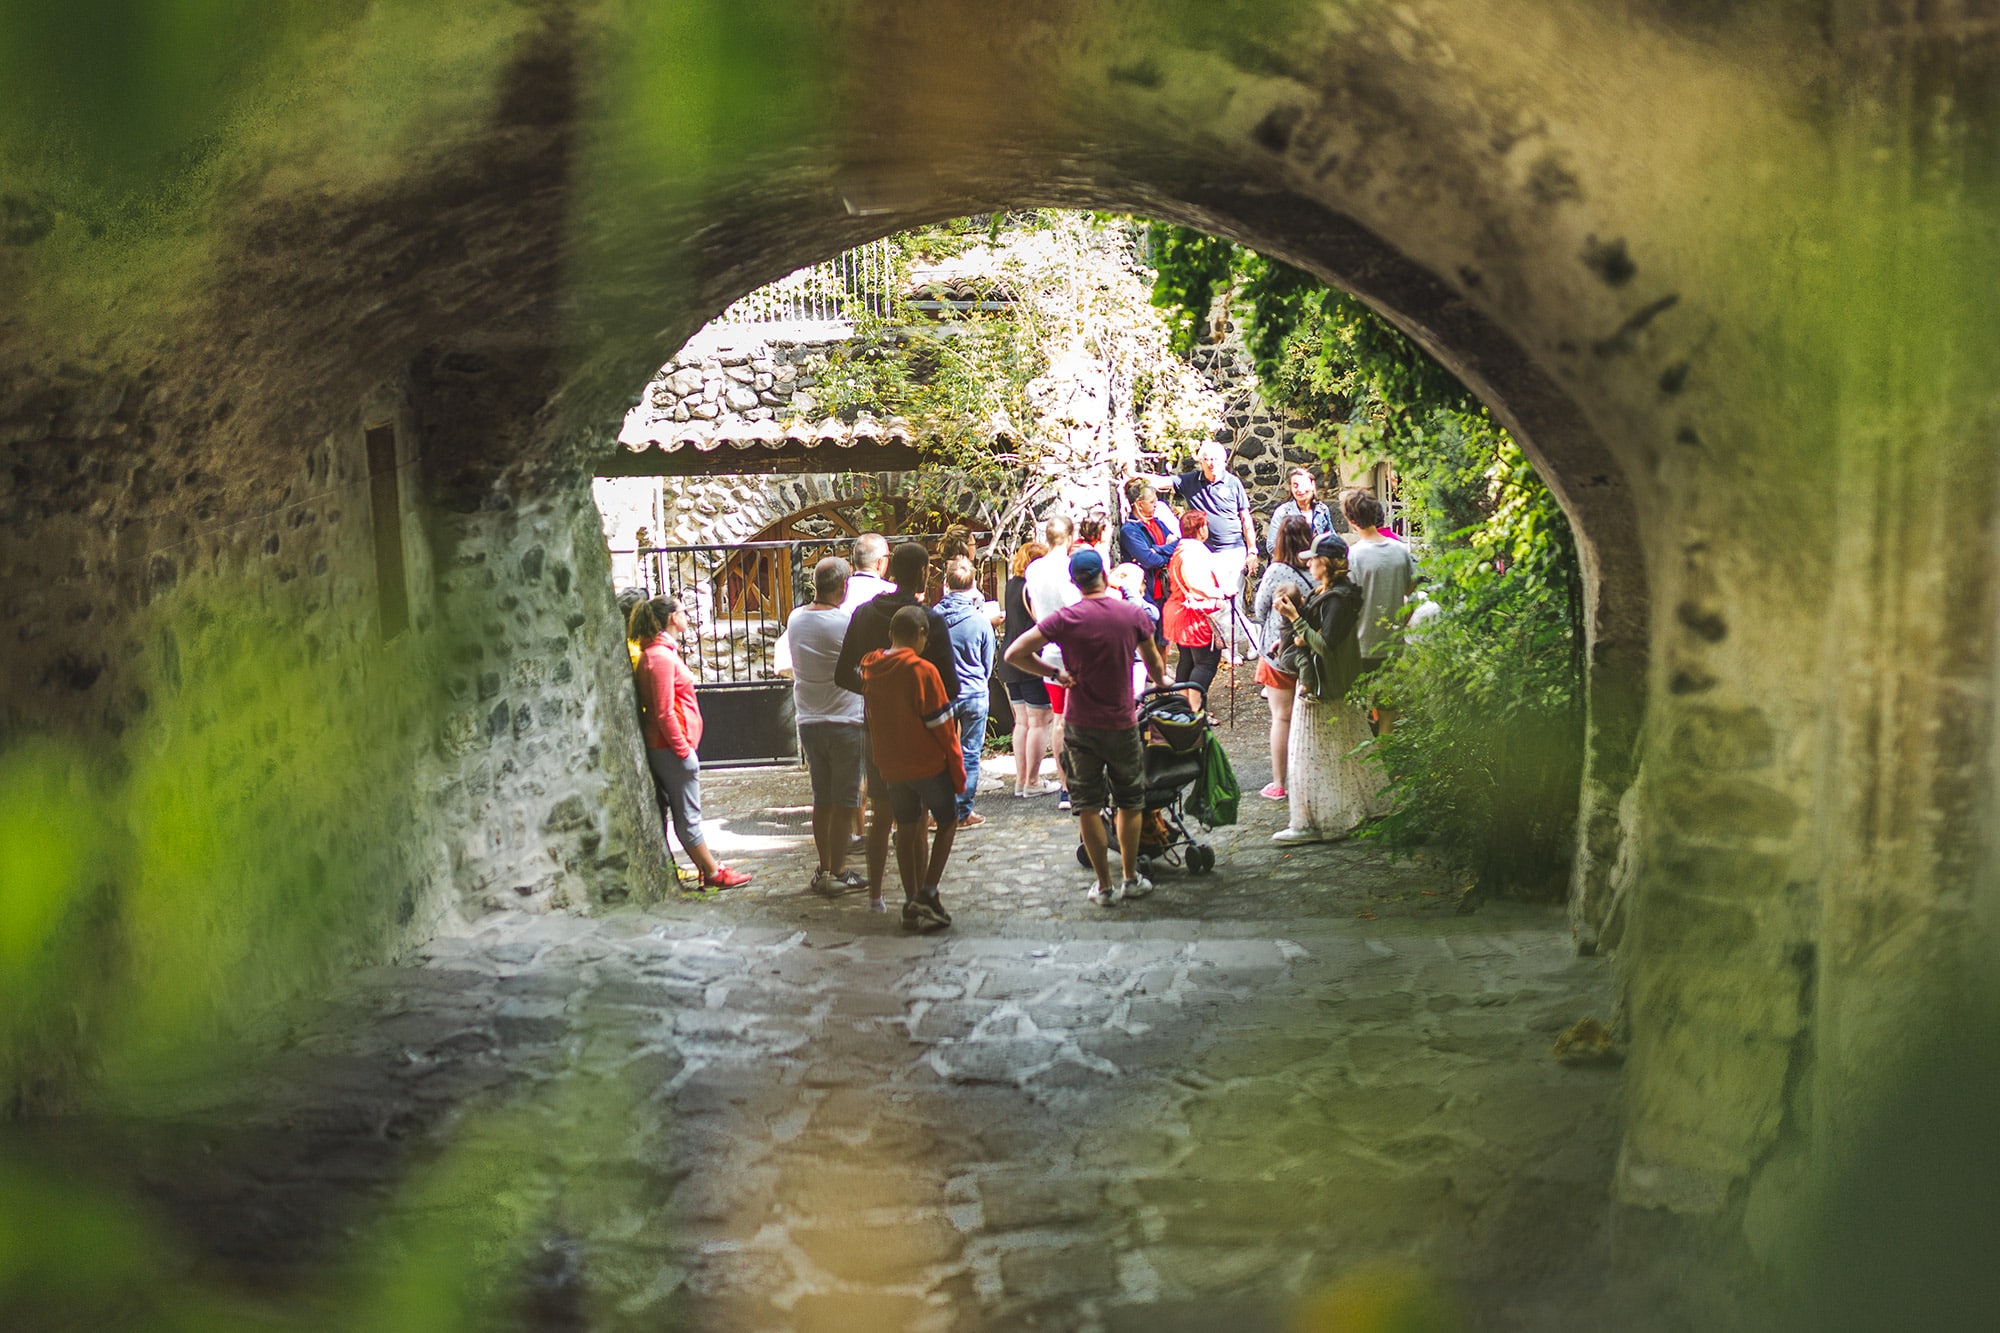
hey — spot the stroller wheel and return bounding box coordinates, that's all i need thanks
[1138,855,1155,877]
[1075,843,1093,869]
[1189,844,1215,874]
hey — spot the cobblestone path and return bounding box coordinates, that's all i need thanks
[33,717,1720,1331]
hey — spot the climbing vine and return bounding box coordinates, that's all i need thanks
[1143,221,1585,899]
[808,212,1220,549]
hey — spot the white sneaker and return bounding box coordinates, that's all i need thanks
[1271,826,1323,845]
[1087,884,1115,906]
[1121,876,1153,900]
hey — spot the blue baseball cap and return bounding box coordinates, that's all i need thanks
[1068,548,1105,583]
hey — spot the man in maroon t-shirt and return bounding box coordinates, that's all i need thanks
[1004,549,1169,905]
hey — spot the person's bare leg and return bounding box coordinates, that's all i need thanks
[1266,685,1293,790]
[1018,708,1048,793]
[867,799,894,894]
[893,822,924,902]
[826,806,855,874]
[688,841,721,879]
[1008,701,1029,791]
[923,819,958,891]
[1078,810,1112,891]
[852,807,865,839]
[1114,806,1143,883]
[810,806,833,873]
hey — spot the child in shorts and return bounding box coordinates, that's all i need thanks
[859,606,966,931]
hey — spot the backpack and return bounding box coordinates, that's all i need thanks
[1189,732,1240,827]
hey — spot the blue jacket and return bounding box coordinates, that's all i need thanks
[1118,516,1180,603]
[935,590,996,703]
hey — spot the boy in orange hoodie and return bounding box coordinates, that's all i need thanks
[860,605,965,931]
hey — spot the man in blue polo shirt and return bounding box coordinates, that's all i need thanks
[1134,442,1258,579]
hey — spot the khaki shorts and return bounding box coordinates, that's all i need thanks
[1061,723,1146,811]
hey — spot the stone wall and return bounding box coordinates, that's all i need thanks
[0,346,663,1102]
[1186,336,1335,521]
[641,337,825,425]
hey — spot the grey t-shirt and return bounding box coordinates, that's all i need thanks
[1347,538,1419,660]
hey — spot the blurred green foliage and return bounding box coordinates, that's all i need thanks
[0,0,296,181]
[570,0,836,362]
[0,578,442,1103]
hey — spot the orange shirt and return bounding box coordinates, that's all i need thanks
[635,640,702,756]
[859,647,964,790]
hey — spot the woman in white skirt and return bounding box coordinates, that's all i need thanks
[1272,534,1390,843]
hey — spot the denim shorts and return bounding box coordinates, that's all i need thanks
[1007,677,1051,708]
[887,770,958,826]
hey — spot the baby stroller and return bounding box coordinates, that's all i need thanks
[1074,684,1220,876]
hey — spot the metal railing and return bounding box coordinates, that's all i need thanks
[611,533,989,685]
[713,239,895,327]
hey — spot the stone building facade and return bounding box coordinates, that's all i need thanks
[599,320,1326,563]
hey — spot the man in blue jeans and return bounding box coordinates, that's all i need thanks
[936,555,997,829]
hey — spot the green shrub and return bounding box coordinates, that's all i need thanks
[1361,442,1583,899]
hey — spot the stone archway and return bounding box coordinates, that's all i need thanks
[4,0,1992,1266]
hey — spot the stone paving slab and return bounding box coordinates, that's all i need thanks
[2,718,1757,1331]
[19,909,1726,1331]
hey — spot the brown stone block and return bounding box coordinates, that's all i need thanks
[1652,839,1791,901]
[789,1291,930,1333]
[1667,704,1777,771]
[1659,776,1800,840]
[781,1165,945,1215]
[999,1240,1118,1302]
[1622,1028,1793,1179]
[1629,963,1802,1039]
[979,1174,1109,1230]
[791,1216,964,1284]
[1631,886,1785,963]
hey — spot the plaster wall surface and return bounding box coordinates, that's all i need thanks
[2,0,1994,1266]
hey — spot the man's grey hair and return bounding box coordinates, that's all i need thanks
[813,556,851,603]
[852,532,889,572]
[1041,514,1074,546]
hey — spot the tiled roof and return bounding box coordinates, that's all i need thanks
[614,414,917,460]
[602,414,969,475]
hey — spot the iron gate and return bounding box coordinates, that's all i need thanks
[613,535,976,767]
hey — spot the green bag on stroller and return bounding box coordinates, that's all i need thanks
[1189,732,1240,828]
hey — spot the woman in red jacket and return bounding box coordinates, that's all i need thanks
[630,596,753,889]
[1162,509,1228,704]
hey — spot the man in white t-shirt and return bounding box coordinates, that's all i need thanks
[789,556,869,894]
[840,532,893,613]
[1023,514,1083,809]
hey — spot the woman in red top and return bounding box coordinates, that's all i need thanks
[630,596,752,889]
[1162,510,1228,703]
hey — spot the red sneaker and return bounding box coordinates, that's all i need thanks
[703,866,754,889]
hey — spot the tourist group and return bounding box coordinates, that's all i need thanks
[620,442,1418,928]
